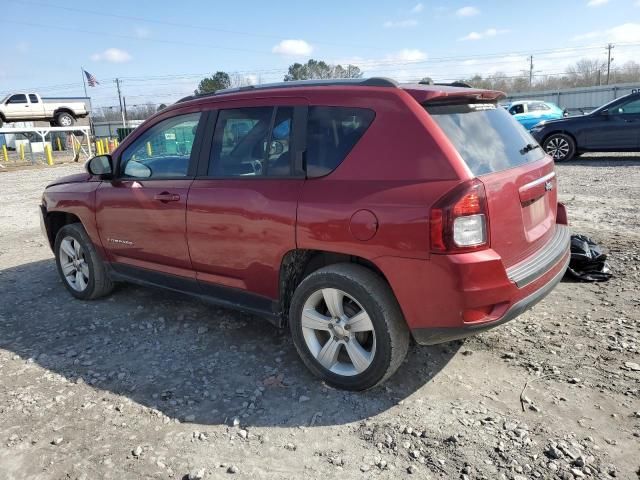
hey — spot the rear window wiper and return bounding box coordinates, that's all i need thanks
[520,143,541,155]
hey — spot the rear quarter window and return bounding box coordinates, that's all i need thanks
[306,106,374,178]
[426,103,545,176]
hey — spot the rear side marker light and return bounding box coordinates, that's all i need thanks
[430,179,490,253]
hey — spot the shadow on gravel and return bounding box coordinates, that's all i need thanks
[0,259,459,428]
[567,155,640,167]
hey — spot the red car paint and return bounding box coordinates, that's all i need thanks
[41,81,569,344]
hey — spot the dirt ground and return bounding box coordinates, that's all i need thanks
[0,155,638,480]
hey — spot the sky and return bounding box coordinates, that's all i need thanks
[1,0,639,109]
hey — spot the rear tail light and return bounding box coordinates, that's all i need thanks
[430,179,490,253]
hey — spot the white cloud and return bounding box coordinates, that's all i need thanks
[387,49,427,62]
[572,22,640,43]
[134,26,151,38]
[459,28,508,41]
[272,39,313,56]
[456,6,480,16]
[383,19,418,28]
[411,2,424,13]
[90,48,132,63]
[587,0,610,6]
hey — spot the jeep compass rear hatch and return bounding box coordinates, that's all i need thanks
[425,101,558,268]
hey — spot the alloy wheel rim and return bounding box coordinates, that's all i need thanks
[546,137,570,160]
[61,116,72,126]
[59,236,89,291]
[301,288,376,377]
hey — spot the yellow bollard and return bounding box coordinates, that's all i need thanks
[56,137,63,152]
[146,141,152,157]
[45,144,53,165]
[97,140,103,156]
[2,144,8,162]
[19,143,25,161]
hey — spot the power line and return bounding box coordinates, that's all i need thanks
[9,20,274,55]
[7,0,387,51]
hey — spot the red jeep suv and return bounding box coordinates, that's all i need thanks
[40,78,570,390]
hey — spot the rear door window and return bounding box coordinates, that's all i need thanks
[426,103,545,176]
[306,106,375,178]
[29,94,39,103]
[208,106,295,177]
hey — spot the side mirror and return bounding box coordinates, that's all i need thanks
[85,155,113,177]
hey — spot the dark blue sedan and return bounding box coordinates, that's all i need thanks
[530,92,640,161]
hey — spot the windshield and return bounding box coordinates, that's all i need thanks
[426,102,545,176]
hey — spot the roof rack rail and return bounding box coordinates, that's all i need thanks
[176,77,398,103]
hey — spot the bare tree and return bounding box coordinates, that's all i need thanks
[566,58,607,87]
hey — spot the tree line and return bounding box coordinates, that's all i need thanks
[193,60,362,95]
[463,59,640,93]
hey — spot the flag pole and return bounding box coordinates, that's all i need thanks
[81,66,96,141]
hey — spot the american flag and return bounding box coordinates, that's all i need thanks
[84,70,99,87]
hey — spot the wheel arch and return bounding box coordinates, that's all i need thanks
[44,211,83,250]
[278,249,390,324]
[53,108,76,119]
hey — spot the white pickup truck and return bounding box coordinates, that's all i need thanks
[0,92,90,127]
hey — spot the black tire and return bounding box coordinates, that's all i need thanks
[54,223,113,300]
[289,263,410,391]
[543,133,576,162]
[0,117,3,128]
[55,112,75,127]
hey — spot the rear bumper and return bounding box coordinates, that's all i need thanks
[411,252,569,345]
[374,223,570,346]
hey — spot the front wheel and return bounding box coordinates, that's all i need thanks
[289,264,409,391]
[54,223,113,300]
[543,133,576,162]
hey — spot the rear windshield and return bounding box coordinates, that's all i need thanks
[426,103,545,176]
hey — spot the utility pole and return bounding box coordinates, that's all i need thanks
[529,55,534,88]
[123,96,128,126]
[114,78,126,128]
[605,43,614,85]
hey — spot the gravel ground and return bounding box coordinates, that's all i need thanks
[0,155,638,480]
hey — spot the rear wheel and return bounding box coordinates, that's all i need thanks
[54,223,113,300]
[55,112,75,127]
[289,264,409,391]
[543,133,576,162]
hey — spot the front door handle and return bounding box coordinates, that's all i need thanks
[153,192,181,203]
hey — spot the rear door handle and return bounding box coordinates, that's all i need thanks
[153,192,181,202]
